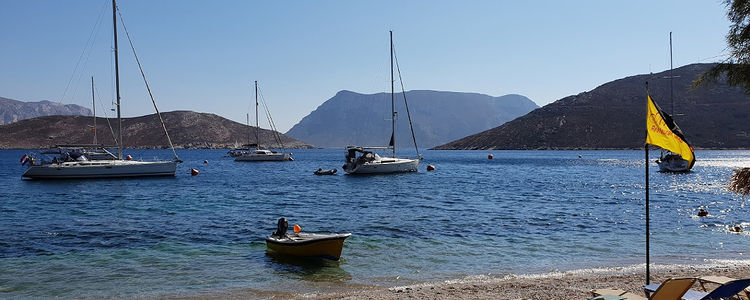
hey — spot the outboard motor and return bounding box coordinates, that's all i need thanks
[272,218,288,237]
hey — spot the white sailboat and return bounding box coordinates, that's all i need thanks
[343,31,421,174]
[21,0,179,179]
[657,32,694,173]
[227,116,253,157]
[234,81,292,162]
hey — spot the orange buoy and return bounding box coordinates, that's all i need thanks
[190,168,199,176]
[426,164,435,171]
[488,154,493,160]
[293,224,301,233]
[125,154,133,160]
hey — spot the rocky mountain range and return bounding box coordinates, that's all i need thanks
[285,90,538,148]
[0,96,91,125]
[0,111,313,149]
[434,63,750,150]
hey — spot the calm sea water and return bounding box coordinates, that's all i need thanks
[1,149,749,298]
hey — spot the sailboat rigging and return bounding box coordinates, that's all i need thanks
[343,31,421,174]
[91,76,97,145]
[227,113,253,157]
[20,0,179,179]
[234,81,292,162]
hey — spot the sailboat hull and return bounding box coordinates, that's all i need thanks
[22,160,177,179]
[657,156,690,173]
[344,157,419,174]
[234,152,290,162]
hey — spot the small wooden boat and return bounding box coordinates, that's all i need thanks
[265,218,351,260]
[314,168,337,175]
[266,233,351,261]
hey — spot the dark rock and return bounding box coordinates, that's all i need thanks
[434,63,750,150]
[0,110,314,149]
[285,90,538,148]
[0,96,91,125]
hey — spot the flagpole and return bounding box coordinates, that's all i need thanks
[645,82,651,285]
[645,142,650,285]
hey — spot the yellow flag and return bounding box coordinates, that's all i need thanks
[646,94,694,167]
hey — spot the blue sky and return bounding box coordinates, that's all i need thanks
[0,0,731,132]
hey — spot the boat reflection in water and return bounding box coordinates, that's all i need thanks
[264,251,353,283]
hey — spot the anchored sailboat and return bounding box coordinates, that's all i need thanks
[343,31,421,174]
[227,115,253,157]
[646,90,695,173]
[656,32,695,172]
[21,0,179,179]
[234,81,292,162]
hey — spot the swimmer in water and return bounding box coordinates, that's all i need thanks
[697,208,708,217]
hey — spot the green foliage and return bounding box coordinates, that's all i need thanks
[695,0,750,93]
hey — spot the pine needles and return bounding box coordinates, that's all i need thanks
[729,167,750,195]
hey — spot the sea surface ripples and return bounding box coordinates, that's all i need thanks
[0,149,748,298]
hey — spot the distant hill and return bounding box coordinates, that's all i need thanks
[0,96,91,125]
[434,63,750,150]
[0,110,313,149]
[285,90,538,148]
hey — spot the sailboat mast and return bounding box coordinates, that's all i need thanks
[390,30,395,158]
[669,31,674,115]
[112,0,122,159]
[91,76,97,145]
[255,80,259,150]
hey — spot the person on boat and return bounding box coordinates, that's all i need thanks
[272,218,288,238]
[345,151,356,164]
[62,152,73,162]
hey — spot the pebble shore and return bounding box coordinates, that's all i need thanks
[294,261,750,300]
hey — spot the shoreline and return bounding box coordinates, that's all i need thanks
[306,261,750,299]
[169,260,750,299]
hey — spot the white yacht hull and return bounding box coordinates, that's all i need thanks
[22,160,177,179]
[345,157,419,174]
[657,157,690,173]
[234,153,290,162]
